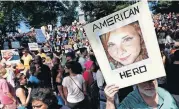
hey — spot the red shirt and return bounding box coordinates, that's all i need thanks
[83,71,94,87]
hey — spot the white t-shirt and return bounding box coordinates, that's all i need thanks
[62,74,85,103]
[96,70,105,88]
[78,57,86,69]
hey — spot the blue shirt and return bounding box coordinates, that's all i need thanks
[29,75,40,84]
[118,87,179,109]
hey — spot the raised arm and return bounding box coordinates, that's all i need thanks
[104,84,119,109]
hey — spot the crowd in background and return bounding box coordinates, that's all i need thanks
[0,21,106,109]
[1,12,179,109]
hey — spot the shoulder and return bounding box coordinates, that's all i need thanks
[16,88,25,96]
[118,89,141,108]
[157,87,173,98]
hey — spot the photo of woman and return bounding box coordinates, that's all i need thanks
[100,21,148,69]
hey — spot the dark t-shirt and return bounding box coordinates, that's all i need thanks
[37,64,52,88]
[166,63,179,95]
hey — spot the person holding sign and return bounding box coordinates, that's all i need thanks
[101,21,148,69]
[105,79,178,109]
[21,49,33,70]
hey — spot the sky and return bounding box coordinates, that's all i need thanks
[19,17,61,33]
[19,1,155,33]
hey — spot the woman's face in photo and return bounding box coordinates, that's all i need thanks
[107,25,141,66]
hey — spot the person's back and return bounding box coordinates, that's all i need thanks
[62,74,85,103]
[37,64,52,88]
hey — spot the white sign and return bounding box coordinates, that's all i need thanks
[48,25,52,31]
[11,41,20,49]
[1,49,20,65]
[28,43,39,51]
[83,1,166,89]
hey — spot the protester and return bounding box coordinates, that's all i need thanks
[21,49,33,70]
[78,47,88,70]
[31,88,61,109]
[62,61,86,109]
[0,68,17,109]
[34,56,52,88]
[15,73,32,109]
[105,79,179,109]
[55,64,66,106]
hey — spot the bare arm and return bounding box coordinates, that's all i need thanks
[62,86,68,104]
[56,75,66,103]
[16,88,31,107]
[82,82,87,95]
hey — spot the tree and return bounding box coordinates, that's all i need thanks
[60,1,79,26]
[151,1,179,14]
[0,1,68,35]
[0,1,23,36]
[80,1,135,23]
[19,1,66,28]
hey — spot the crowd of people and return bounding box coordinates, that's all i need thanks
[0,21,106,109]
[1,12,179,109]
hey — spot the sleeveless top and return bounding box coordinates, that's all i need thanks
[16,85,32,109]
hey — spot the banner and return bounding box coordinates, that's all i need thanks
[11,41,20,49]
[35,29,47,43]
[28,43,39,51]
[83,1,166,89]
[1,49,20,65]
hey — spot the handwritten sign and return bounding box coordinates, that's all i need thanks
[28,43,39,51]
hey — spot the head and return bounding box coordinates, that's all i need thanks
[30,63,36,75]
[66,52,75,62]
[0,68,8,79]
[31,88,59,109]
[80,47,88,57]
[57,64,64,74]
[22,49,28,56]
[34,56,43,65]
[65,61,79,74]
[137,79,158,97]
[15,73,27,86]
[101,21,148,68]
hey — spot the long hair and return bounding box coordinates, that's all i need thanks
[101,21,148,69]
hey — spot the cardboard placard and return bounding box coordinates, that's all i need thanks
[1,49,20,65]
[28,43,39,51]
[83,1,166,89]
[11,41,20,49]
[35,29,47,43]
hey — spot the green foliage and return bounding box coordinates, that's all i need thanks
[19,1,66,28]
[60,1,79,26]
[80,1,133,22]
[151,1,179,14]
